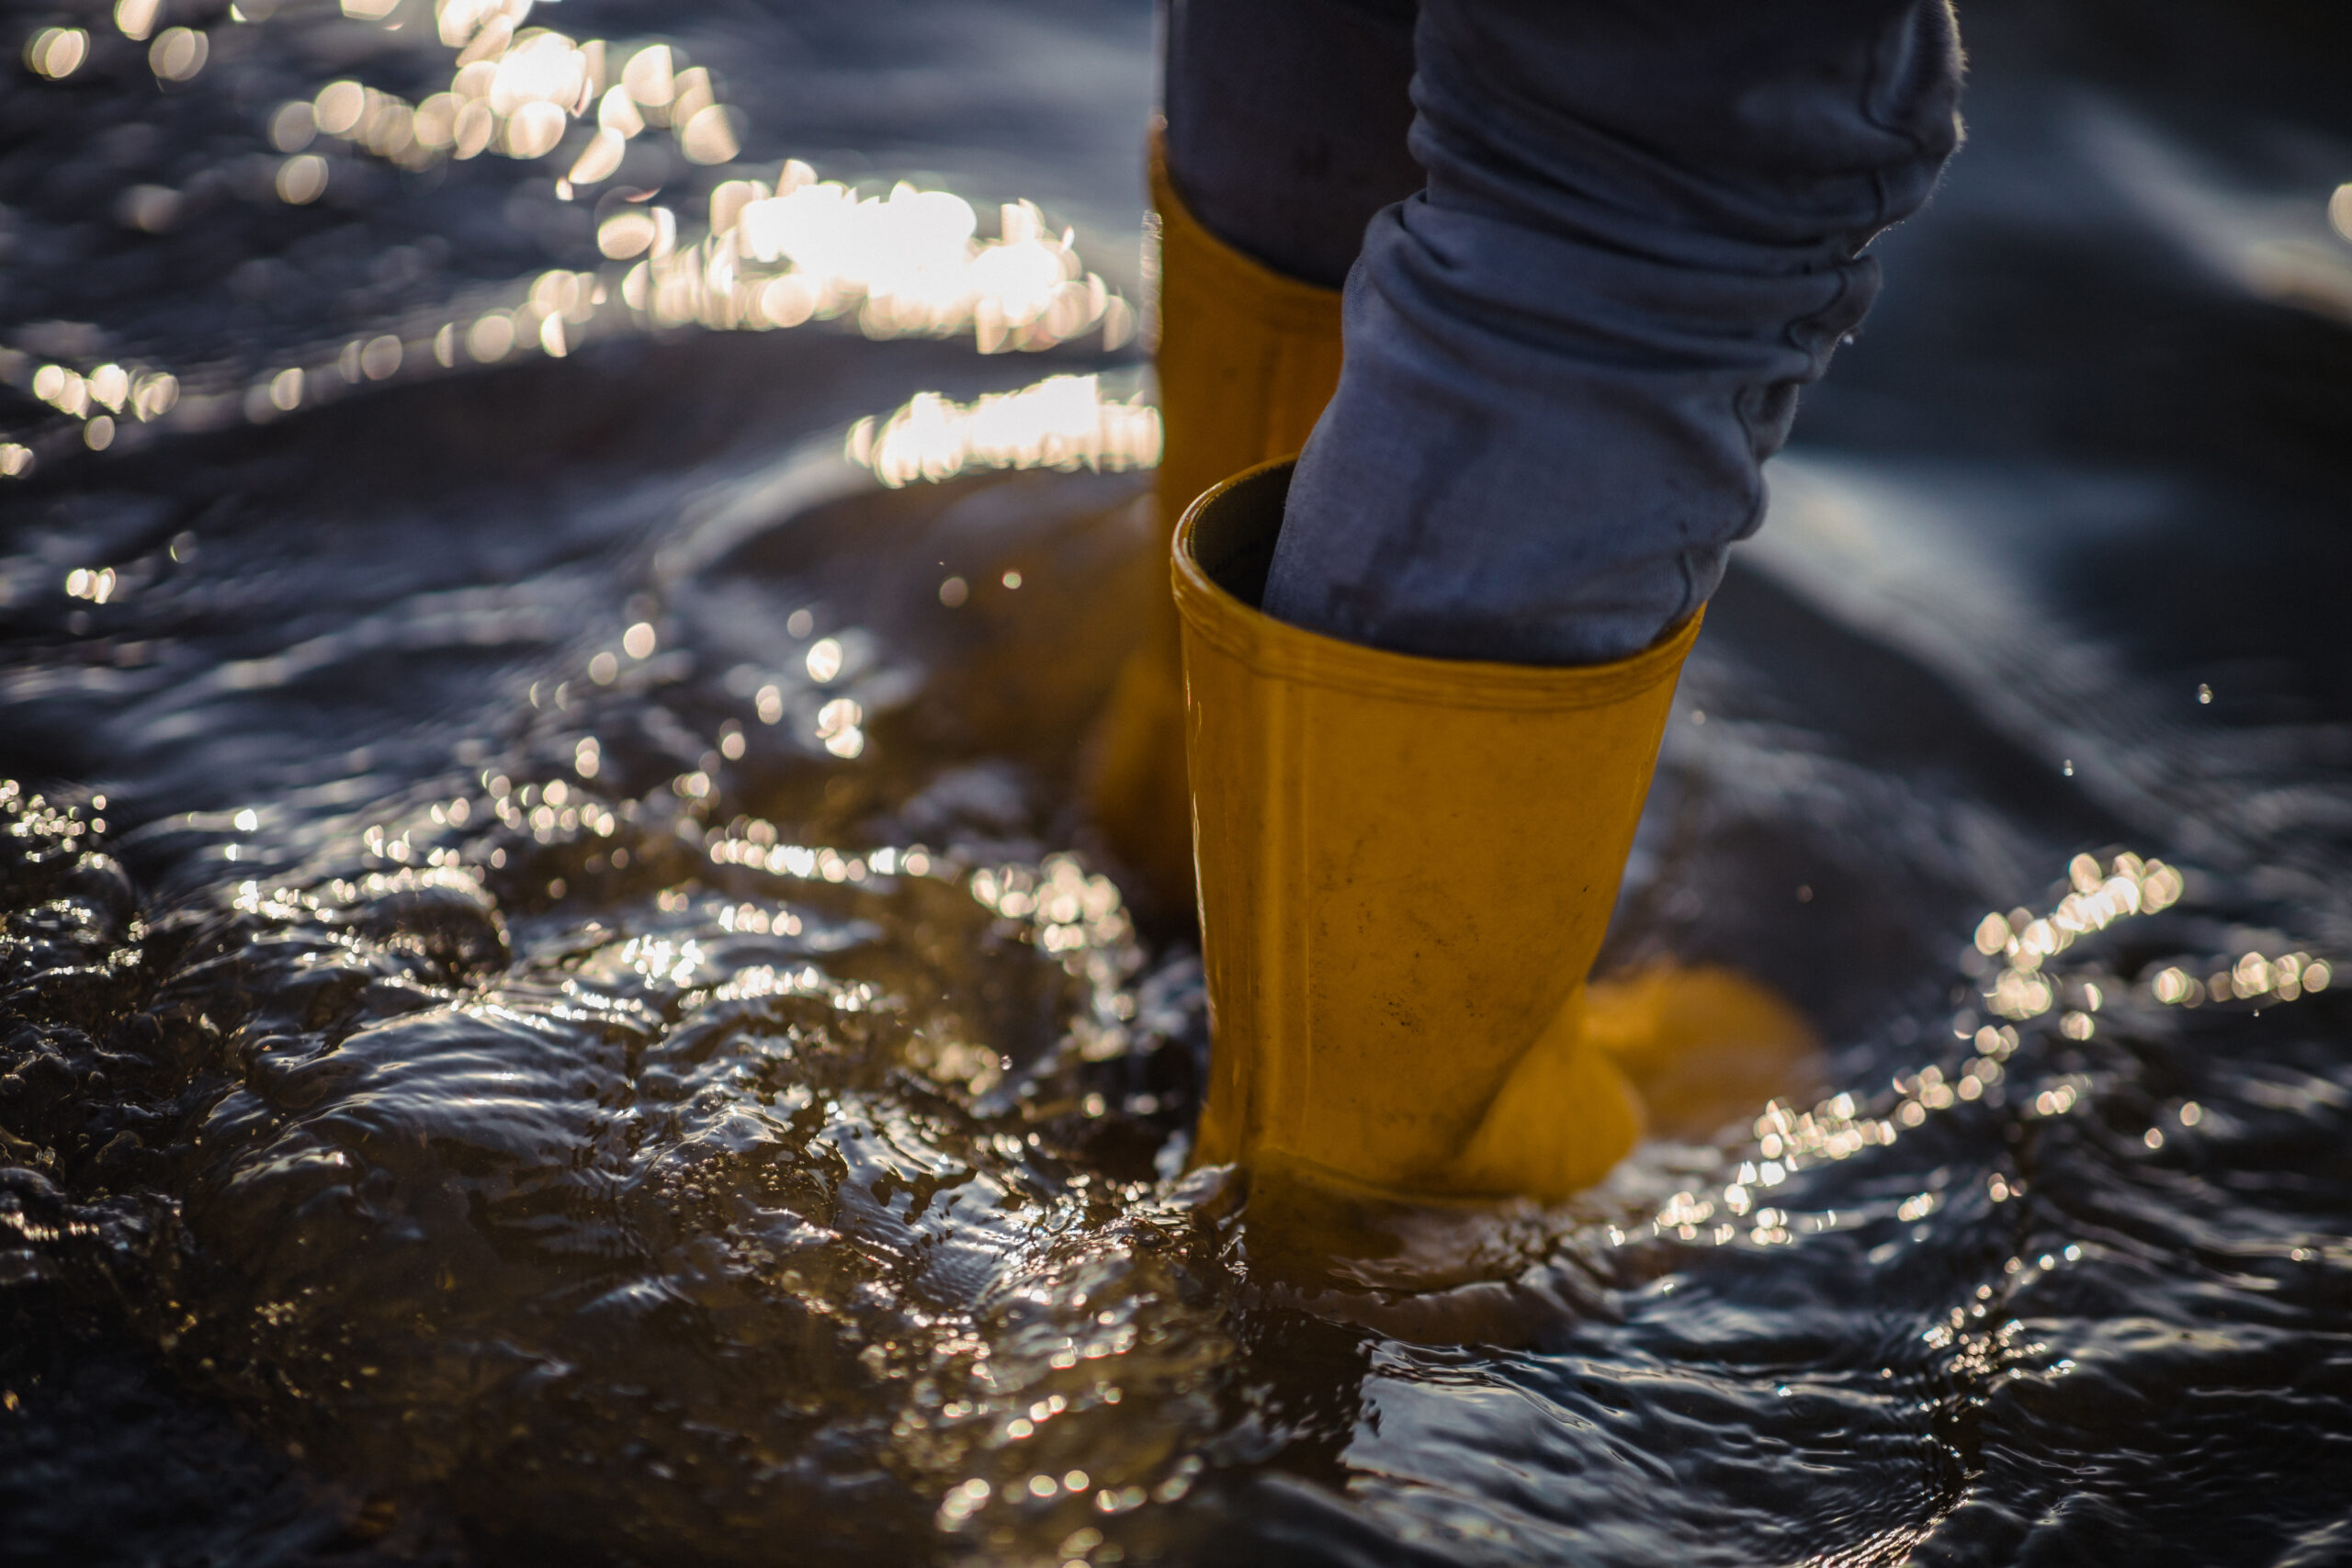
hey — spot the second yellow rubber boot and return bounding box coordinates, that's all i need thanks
[1177,460,1746,1201]
[1086,139,1344,903]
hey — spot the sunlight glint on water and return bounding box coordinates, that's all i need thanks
[6,2,2352,1564]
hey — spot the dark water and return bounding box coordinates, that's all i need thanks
[5,3,2351,1564]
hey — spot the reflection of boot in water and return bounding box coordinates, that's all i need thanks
[1176,461,1815,1204]
[1083,143,1342,907]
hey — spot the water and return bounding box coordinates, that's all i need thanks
[5,3,2352,1564]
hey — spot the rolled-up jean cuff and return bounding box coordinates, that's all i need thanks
[1259,0,1963,664]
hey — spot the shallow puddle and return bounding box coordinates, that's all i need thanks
[6,4,2352,1565]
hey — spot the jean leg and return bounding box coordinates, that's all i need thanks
[1160,0,1421,289]
[1262,0,1966,662]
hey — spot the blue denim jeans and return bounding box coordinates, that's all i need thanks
[1162,0,1964,663]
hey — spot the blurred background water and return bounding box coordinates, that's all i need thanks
[3,2,2350,1564]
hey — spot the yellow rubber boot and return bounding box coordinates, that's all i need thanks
[1175,460,1804,1201]
[1087,139,1344,902]
[1582,964,1821,1145]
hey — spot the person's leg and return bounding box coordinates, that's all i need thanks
[1089,0,1419,899]
[1264,0,1965,663]
[1148,0,1423,578]
[1177,3,1963,1200]
[1160,0,1421,291]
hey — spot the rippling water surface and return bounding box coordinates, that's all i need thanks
[5,3,2352,1564]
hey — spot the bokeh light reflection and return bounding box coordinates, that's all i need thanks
[1,0,1148,478]
[848,375,1162,488]
[1637,845,2331,1261]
